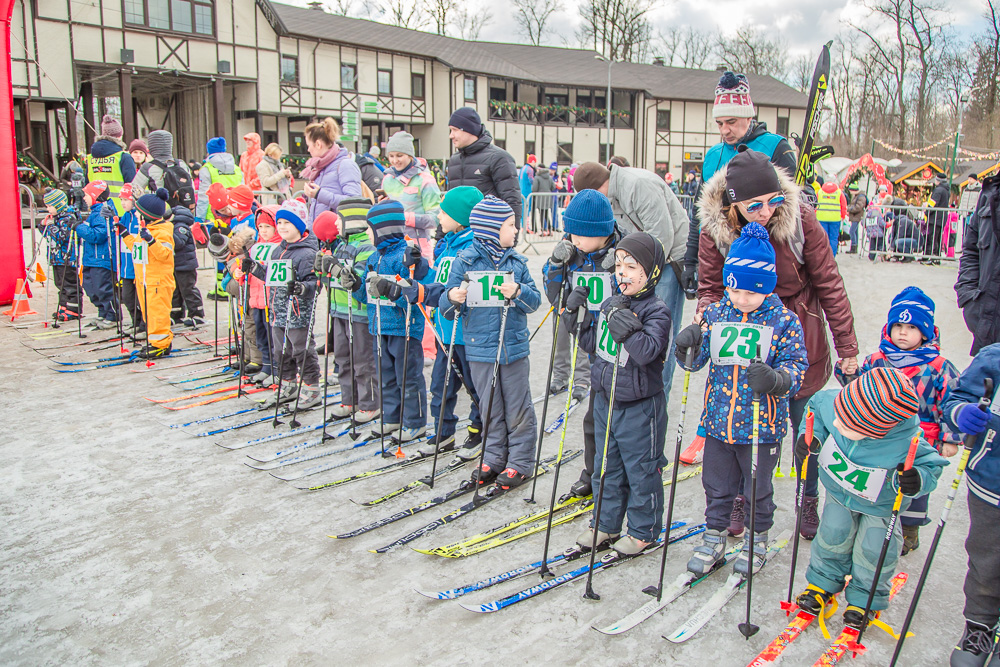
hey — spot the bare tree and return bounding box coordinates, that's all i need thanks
[511,0,563,46]
[427,0,458,35]
[655,26,716,69]
[788,53,813,92]
[576,0,655,62]
[452,5,492,40]
[382,0,428,29]
[327,0,355,14]
[967,0,1000,146]
[716,25,788,78]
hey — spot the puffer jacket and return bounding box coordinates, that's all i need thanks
[43,209,80,266]
[250,231,319,328]
[701,121,796,182]
[431,226,475,345]
[381,161,442,246]
[171,206,199,272]
[697,166,859,398]
[240,132,264,191]
[331,230,375,323]
[446,130,522,228]
[196,152,241,219]
[580,288,672,405]
[955,174,1000,354]
[74,204,112,270]
[355,153,384,193]
[438,241,541,364]
[847,192,868,223]
[805,389,946,518]
[689,293,809,445]
[122,218,175,288]
[118,210,139,279]
[541,234,618,307]
[531,167,554,210]
[353,237,433,338]
[307,147,363,226]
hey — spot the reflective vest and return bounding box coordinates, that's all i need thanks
[88,152,126,216]
[202,161,244,224]
[814,185,844,223]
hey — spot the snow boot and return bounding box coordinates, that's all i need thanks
[901,524,920,556]
[455,428,483,461]
[330,403,355,419]
[471,463,499,487]
[729,495,747,537]
[575,527,618,552]
[613,534,653,556]
[687,528,727,575]
[796,584,836,615]
[259,383,298,409]
[354,409,379,424]
[417,432,455,457]
[734,531,769,576]
[801,495,820,541]
[842,605,877,631]
[494,468,528,490]
[295,384,323,410]
[951,621,998,667]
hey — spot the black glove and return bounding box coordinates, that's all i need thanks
[897,465,921,496]
[402,243,423,268]
[606,307,643,344]
[794,434,821,461]
[240,258,253,274]
[563,284,590,313]
[681,263,697,300]
[338,266,361,291]
[549,239,578,268]
[290,281,307,296]
[746,361,791,396]
[321,254,338,276]
[601,294,630,312]
[139,227,154,244]
[114,221,128,236]
[372,276,402,301]
[313,252,326,274]
[673,323,704,364]
[101,204,116,220]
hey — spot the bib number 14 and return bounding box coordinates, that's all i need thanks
[466,271,511,308]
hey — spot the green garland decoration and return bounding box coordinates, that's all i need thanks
[488,99,631,120]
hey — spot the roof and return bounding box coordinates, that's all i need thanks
[886,160,944,182]
[270,3,807,108]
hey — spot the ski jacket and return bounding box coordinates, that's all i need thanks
[240,133,264,191]
[541,234,618,307]
[74,203,112,270]
[330,231,375,323]
[196,153,242,220]
[306,147,363,227]
[247,233,280,311]
[44,209,80,267]
[251,231,319,329]
[701,121,796,182]
[381,161,442,246]
[353,237,433,338]
[446,130,522,228]
[519,164,535,198]
[171,206,200,273]
[122,218,175,288]
[430,226,475,345]
[117,210,139,279]
[955,174,1000,354]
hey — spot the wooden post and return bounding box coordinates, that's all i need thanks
[213,78,225,139]
[17,98,29,150]
[81,81,95,147]
[118,68,135,140]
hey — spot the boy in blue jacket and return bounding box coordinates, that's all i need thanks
[41,188,81,322]
[116,187,145,336]
[943,343,1000,667]
[674,222,808,576]
[570,231,672,556]
[440,196,541,489]
[795,367,946,629]
[75,180,118,329]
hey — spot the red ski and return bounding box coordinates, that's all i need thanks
[811,572,908,666]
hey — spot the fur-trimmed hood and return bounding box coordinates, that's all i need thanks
[697,164,803,254]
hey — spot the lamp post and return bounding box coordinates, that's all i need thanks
[948,91,969,190]
[595,54,615,162]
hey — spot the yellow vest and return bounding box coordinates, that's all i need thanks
[88,152,126,216]
[815,186,843,223]
[202,161,244,224]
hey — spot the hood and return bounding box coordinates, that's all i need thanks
[171,206,194,226]
[821,182,839,194]
[460,130,494,156]
[205,152,237,174]
[90,137,126,158]
[355,153,375,167]
[742,121,772,144]
[243,132,262,153]
[697,162,802,253]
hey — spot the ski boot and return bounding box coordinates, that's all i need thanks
[353,409,379,424]
[470,463,499,487]
[734,531,768,576]
[135,345,171,360]
[842,605,877,631]
[728,495,747,537]
[572,385,588,403]
[613,534,653,556]
[575,527,619,552]
[330,404,355,419]
[951,620,998,667]
[901,524,920,556]
[559,474,593,503]
[800,495,820,540]
[243,362,263,376]
[455,426,483,461]
[395,425,426,445]
[295,385,323,410]
[494,468,528,490]
[417,432,455,457]
[371,422,400,441]
[796,584,836,615]
[260,384,299,409]
[548,381,567,395]
[687,528,727,575]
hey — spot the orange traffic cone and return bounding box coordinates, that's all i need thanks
[32,262,46,283]
[3,278,38,320]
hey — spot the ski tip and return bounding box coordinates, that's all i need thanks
[458,602,495,614]
[414,589,450,601]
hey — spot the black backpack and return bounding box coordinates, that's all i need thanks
[150,159,196,210]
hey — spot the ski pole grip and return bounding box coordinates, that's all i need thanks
[804,408,814,448]
[684,346,694,370]
[904,436,918,471]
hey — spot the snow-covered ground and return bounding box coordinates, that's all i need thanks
[1,232,973,665]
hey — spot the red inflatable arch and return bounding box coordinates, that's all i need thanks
[0,0,25,305]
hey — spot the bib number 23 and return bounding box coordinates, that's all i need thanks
[710,323,773,366]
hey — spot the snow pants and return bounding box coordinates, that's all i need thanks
[806,495,902,610]
[332,316,378,411]
[376,333,426,430]
[704,436,779,533]
[552,316,591,392]
[591,390,668,542]
[136,280,175,349]
[52,262,80,313]
[430,342,481,439]
[272,324,320,386]
[171,269,204,322]
[963,492,1000,627]
[470,356,537,476]
[82,266,117,320]
[251,308,272,376]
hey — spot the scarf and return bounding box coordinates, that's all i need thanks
[390,160,415,178]
[877,325,943,368]
[263,155,291,192]
[299,144,339,181]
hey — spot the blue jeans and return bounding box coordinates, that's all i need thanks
[819,220,839,256]
[849,221,859,250]
[429,343,481,438]
[654,270,685,395]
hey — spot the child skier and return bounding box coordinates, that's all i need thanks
[116,185,144,336]
[41,188,81,322]
[169,204,205,328]
[836,285,961,555]
[75,180,118,329]
[570,230,672,555]
[942,343,1000,667]
[440,196,541,489]
[794,367,947,629]
[240,205,281,387]
[116,188,176,358]
[542,189,620,498]
[674,222,808,575]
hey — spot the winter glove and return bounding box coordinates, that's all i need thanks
[190,221,208,246]
[673,323,704,364]
[402,243,422,268]
[548,239,578,269]
[101,204,116,220]
[681,263,697,300]
[794,434,822,461]
[601,294,630,313]
[371,276,402,302]
[745,361,792,396]
[240,258,253,274]
[560,306,593,336]
[955,402,991,435]
[897,464,921,496]
[563,284,590,313]
[338,266,362,292]
[321,254,338,277]
[313,252,326,274]
[290,281,307,296]
[606,307,643,344]
[139,227,154,244]
[114,221,128,236]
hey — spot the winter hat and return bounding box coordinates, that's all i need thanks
[207,182,229,212]
[43,188,69,213]
[549,161,558,170]
[206,136,227,155]
[227,185,255,215]
[725,147,781,204]
[713,71,755,119]
[448,107,483,136]
[615,232,666,299]
[526,154,537,165]
[562,189,615,238]
[887,286,936,342]
[119,183,134,202]
[366,200,407,244]
[101,114,123,139]
[82,180,109,202]
[255,204,279,229]
[469,196,513,259]
[275,199,308,235]
[136,188,170,220]
[337,197,374,235]
[313,210,340,243]
[834,366,920,439]
[439,186,483,227]
[385,131,415,158]
[128,139,148,155]
[724,222,777,294]
[146,130,173,161]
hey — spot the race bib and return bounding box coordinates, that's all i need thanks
[435,257,454,284]
[251,242,276,263]
[131,241,148,265]
[366,272,399,306]
[595,312,629,366]
[467,271,511,308]
[573,271,613,311]
[709,322,773,366]
[818,440,888,503]
[990,384,1000,417]
[266,258,292,287]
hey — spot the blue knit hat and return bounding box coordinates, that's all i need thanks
[367,200,406,244]
[206,136,226,154]
[275,199,308,235]
[723,222,776,294]
[469,196,512,259]
[136,188,170,220]
[43,188,69,214]
[888,286,936,342]
[562,190,615,238]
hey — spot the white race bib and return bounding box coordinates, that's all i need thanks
[250,242,276,263]
[435,257,455,285]
[990,385,1000,417]
[818,440,888,502]
[709,322,773,366]
[572,271,613,311]
[466,271,511,308]
[595,312,630,366]
[366,271,399,306]
[131,240,148,265]
[266,258,292,287]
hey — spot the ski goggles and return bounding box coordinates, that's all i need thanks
[742,195,786,214]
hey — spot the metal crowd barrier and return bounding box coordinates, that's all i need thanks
[854,203,975,263]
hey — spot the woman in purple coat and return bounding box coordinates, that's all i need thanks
[300,117,363,227]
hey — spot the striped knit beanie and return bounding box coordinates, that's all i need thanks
[338,197,373,235]
[146,130,173,161]
[469,195,513,260]
[367,200,406,245]
[724,222,776,294]
[714,71,754,119]
[43,188,69,214]
[834,367,920,439]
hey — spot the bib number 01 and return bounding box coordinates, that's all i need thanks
[595,313,629,366]
[131,240,148,265]
[466,271,511,308]
[266,259,292,287]
[709,322,773,366]
[573,271,612,311]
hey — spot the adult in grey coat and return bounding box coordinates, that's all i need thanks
[956,173,1000,355]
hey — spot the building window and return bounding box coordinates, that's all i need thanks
[341,64,357,91]
[378,70,392,96]
[464,76,476,102]
[776,116,789,137]
[558,142,573,163]
[525,140,536,159]
[494,139,506,150]
[411,73,425,100]
[599,143,613,165]
[656,110,671,131]
[124,0,214,35]
[280,55,298,84]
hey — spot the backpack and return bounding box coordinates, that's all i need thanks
[151,159,196,210]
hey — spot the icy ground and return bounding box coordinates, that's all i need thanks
[1,233,974,665]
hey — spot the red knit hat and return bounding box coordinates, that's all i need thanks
[228,185,254,214]
[256,204,279,228]
[82,180,108,202]
[834,367,920,439]
[207,182,229,211]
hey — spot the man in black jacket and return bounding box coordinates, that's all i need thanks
[926,174,950,260]
[956,173,1000,355]
[445,107,522,228]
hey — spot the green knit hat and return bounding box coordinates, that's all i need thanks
[43,188,69,214]
[440,186,484,227]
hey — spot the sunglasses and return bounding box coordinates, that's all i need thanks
[742,195,786,214]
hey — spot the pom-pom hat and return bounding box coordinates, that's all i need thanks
[834,367,920,439]
[724,222,777,294]
[714,71,755,119]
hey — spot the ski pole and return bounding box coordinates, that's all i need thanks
[394,266,417,458]
[848,435,920,656]
[76,233,86,339]
[270,283,296,428]
[138,219,151,362]
[889,378,995,666]
[427,293,462,490]
[785,407,815,607]
[528,304,555,343]
[320,253,335,441]
[738,351,762,639]
[470,294,511,507]
[646,346,695,599]
[372,274,388,457]
[413,300,479,413]
[287,280,321,429]
[539,293,586,578]
[237,276,248,398]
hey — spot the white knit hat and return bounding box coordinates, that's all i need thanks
[713,71,755,119]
